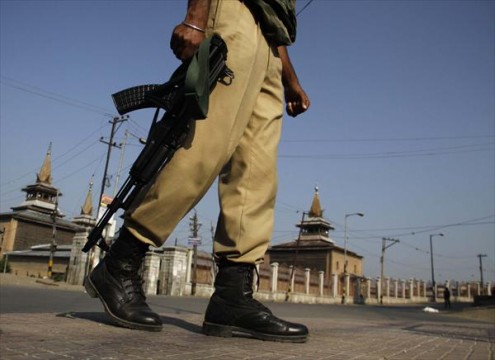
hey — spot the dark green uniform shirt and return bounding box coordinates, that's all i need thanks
[246,0,297,46]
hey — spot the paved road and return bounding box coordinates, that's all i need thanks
[0,283,484,323]
[1,276,494,360]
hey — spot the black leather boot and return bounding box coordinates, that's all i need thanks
[203,260,308,342]
[84,228,162,332]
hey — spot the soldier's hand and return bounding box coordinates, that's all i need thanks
[285,84,310,117]
[170,23,205,61]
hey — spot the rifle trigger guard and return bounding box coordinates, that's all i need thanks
[220,67,234,86]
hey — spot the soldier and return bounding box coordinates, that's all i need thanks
[85,0,310,343]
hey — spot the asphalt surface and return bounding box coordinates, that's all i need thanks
[0,274,494,360]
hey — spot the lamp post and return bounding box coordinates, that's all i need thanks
[429,233,444,302]
[343,212,364,302]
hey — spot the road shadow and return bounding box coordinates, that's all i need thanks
[56,312,202,334]
[160,315,202,334]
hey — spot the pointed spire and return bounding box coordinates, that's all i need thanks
[309,184,323,218]
[293,185,334,243]
[36,142,53,185]
[81,176,94,216]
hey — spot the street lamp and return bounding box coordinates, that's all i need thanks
[343,212,364,302]
[429,233,444,302]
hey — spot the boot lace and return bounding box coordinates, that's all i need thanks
[241,265,271,313]
[121,264,146,298]
[110,250,146,299]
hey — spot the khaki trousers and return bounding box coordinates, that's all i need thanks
[125,0,283,264]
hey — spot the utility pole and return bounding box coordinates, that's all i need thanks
[98,115,128,216]
[0,227,5,255]
[112,130,147,197]
[477,254,487,293]
[210,222,215,247]
[88,115,128,271]
[113,130,129,197]
[0,227,9,274]
[47,191,60,278]
[380,237,399,304]
[1,227,6,273]
[189,210,202,295]
[210,222,217,279]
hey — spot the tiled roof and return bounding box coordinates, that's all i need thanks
[0,209,81,231]
[5,244,72,259]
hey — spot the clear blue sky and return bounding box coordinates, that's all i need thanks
[1,0,494,284]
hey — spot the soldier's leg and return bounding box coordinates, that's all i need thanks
[204,44,309,343]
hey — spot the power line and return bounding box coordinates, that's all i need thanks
[0,140,104,199]
[0,123,108,188]
[127,118,149,137]
[296,0,315,17]
[347,215,495,233]
[282,135,495,143]
[279,142,494,160]
[0,77,115,117]
[326,215,494,269]
[55,155,105,184]
[331,215,495,241]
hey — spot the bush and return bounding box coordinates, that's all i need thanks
[52,272,65,282]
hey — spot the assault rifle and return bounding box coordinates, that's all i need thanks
[82,35,233,253]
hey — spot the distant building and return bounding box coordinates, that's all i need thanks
[4,244,72,278]
[267,187,363,282]
[0,144,84,276]
[66,180,96,284]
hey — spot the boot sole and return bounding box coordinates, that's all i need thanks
[202,321,308,343]
[84,276,162,332]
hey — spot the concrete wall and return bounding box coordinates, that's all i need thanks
[8,256,68,278]
[138,250,486,305]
